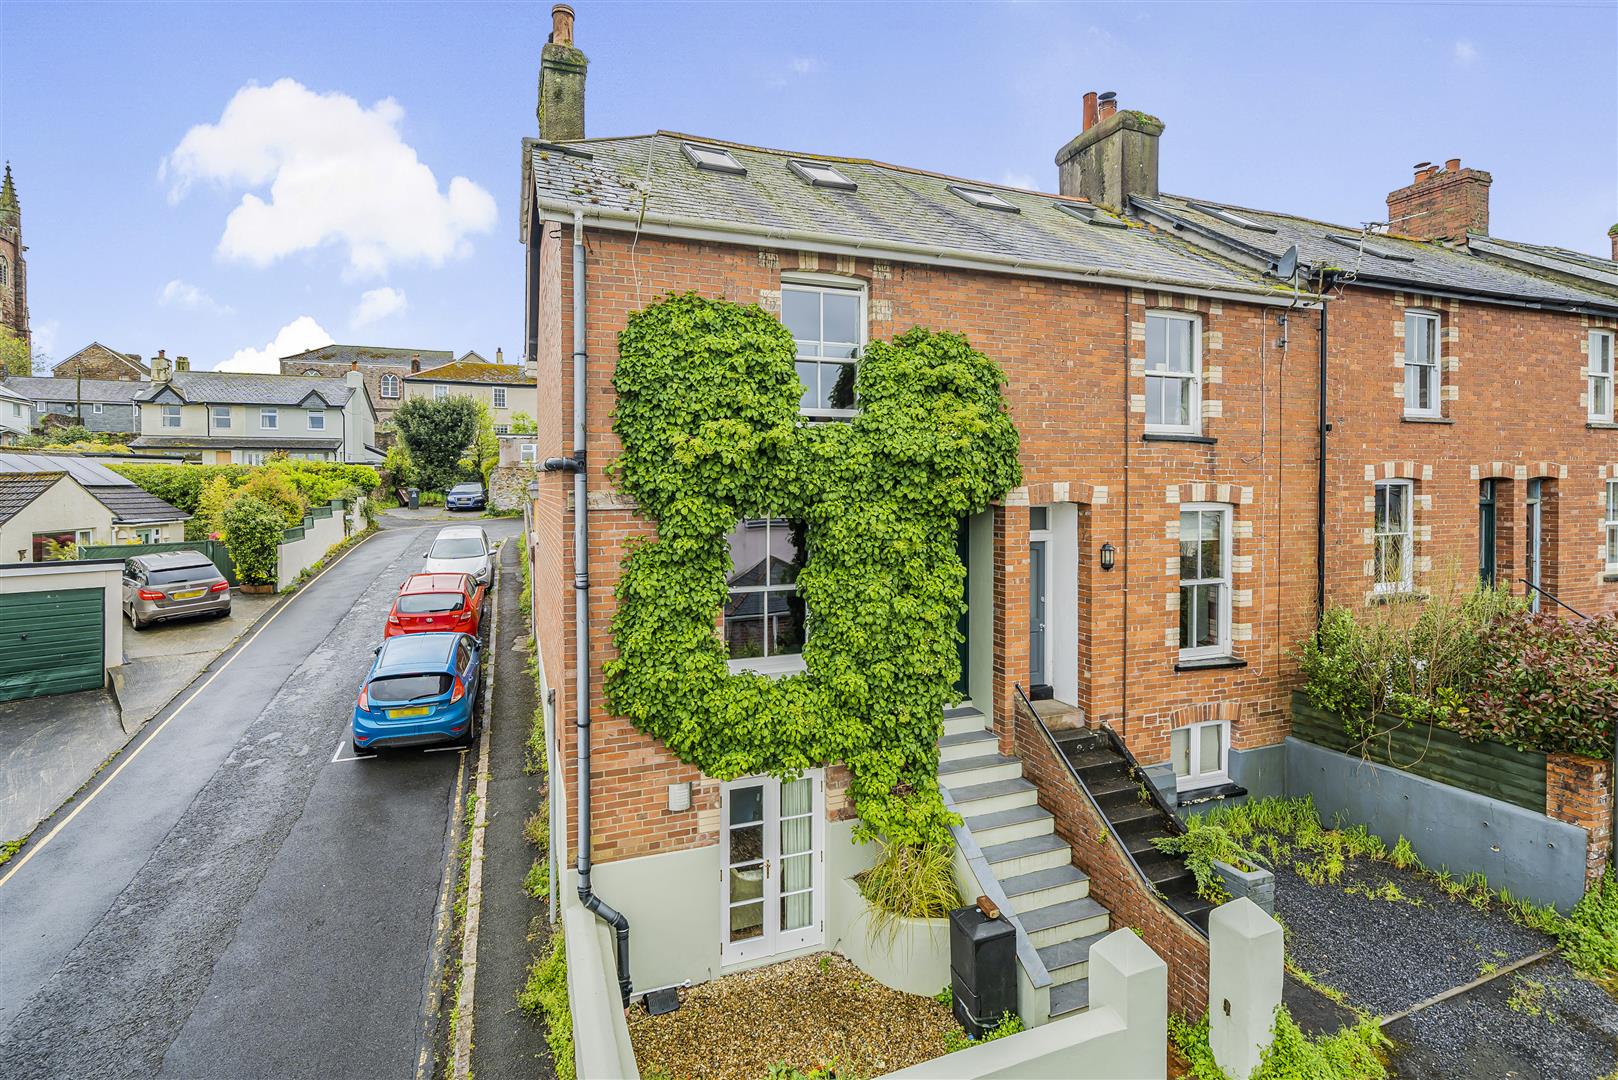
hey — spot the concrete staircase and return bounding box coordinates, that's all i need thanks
[939,705,1111,1020]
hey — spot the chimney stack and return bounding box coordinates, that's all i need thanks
[537,4,587,141]
[1386,157,1493,242]
[1055,89,1164,211]
[151,349,172,385]
[1608,224,1617,261]
[495,347,504,364]
[351,359,360,371]
[411,355,422,375]
[175,355,190,372]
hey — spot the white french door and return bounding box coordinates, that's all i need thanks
[720,771,825,965]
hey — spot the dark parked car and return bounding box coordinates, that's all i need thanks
[445,483,486,511]
[122,551,231,630]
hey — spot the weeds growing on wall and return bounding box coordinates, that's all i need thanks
[603,293,1020,852]
[1150,819,1271,903]
[518,928,574,1080]
[1170,1007,1389,1080]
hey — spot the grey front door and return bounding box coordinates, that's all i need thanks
[1029,539,1048,693]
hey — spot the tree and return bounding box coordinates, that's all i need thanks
[463,400,500,485]
[508,411,538,435]
[190,476,235,541]
[237,468,309,527]
[1,327,30,377]
[221,494,284,586]
[392,395,480,493]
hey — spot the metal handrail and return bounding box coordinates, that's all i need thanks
[1014,683,1205,937]
[1518,578,1588,620]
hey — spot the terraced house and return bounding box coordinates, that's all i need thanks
[130,353,380,464]
[521,8,1617,1031]
[402,351,538,432]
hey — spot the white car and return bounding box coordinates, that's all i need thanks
[422,525,493,587]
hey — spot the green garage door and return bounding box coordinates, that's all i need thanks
[0,588,106,703]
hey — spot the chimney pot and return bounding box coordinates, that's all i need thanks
[551,4,575,46]
[157,349,166,360]
[1098,91,1118,120]
[496,347,504,364]
[1445,158,1461,172]
[351,360,360,371]
[1082,91,1098,132]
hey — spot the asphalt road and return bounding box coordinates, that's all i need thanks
[0,515,521,1080]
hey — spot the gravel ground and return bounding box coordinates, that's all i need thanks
[627,953,960,1080]
[1384,955,1618,1080]
[1274,857,1552,1015]
[1274,855,1618,1079]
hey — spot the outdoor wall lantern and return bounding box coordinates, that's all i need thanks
[1100,543,1116,571]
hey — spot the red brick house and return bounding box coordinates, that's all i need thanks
[521,6,1616,1025]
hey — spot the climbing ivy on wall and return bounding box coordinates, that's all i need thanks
[603,292,1021,849]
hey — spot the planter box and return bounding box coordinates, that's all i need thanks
[1213,859,1274,915]
[833,877,950,997]
[239,582,275,595]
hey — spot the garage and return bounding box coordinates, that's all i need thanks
[0,582,112,703]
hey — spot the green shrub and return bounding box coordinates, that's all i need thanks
[237,468,308,527]
[1170,1006,1388,1080]
[942,1011,1022,1053]
[517,930,574,1080]
[190,475,235,540]
[1150,819,1271,903]
[1461,613,1618,759]
[855,840,961,937]
[1557,868,1618,991]
[109,460,378,515]
[220,494,284,585]
[523,859,549,900]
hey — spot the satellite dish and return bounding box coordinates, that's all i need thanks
[1273,245,1299,282]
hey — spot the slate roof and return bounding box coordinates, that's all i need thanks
[525,132,1295,301]
[1465,234,1618,297]
[0,383,27,403]
[405,361,531,385]
[0,472,65,525]
[134,371,354,407]
[129,435,344,451]
[1133,195,1618,313]
[0,452,191,523]
[281,344,454,369]
[2,377,146,404]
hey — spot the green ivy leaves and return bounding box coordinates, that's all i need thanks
[603,293,1020,848]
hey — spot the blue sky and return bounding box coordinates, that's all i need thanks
[1,1,1614,372]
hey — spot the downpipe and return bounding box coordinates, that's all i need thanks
[544,208,632,1008]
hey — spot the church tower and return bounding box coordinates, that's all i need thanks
[0,162,30,352]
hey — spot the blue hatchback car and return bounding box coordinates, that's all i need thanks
[353,632,481,754]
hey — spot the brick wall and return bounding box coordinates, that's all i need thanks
[1325,289,1618,618]
[1014,704,1209,1018]
[1546,754,1613,889]
[530,223,1321,865]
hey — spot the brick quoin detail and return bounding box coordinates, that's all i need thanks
[1546,754,1613,889]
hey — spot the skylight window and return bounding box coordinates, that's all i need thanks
[1055,202,1128,229]
[947,185,1019,213]
[1325,234,1416,262]
[682,143,746,176]
[788,160,856,191]
[1191,203,1278,234]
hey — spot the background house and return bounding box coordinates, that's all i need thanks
[279,344,453,431]
[131,354,379,463]
[1,375,142,435]
[0,451,189,559]
[0,383,30,442]
[403,351,536,432]
[50,341,149,382]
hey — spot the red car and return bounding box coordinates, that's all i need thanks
[386,572,487,638]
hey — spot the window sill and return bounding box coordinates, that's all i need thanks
[1604,572,1618,583]
[1175,655,1247,672]
[1400,415,1453,424]
[1587,421,1618,430]
[727,655,807,679]
[1369,588,1426,605]
[1142,433,1217,445]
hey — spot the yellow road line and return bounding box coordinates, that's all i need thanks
[0,528,386,891]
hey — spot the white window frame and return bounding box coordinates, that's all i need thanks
[1403,310,1442,419]
[210,405,231,430]
[160,404,182,429]
[1605,481,1618,574]
[1589,330,1614,424]
[1144,311,1202,436]
[724,517,807,676]
[259,407,279,430]
[306,409,326,431]
[782,275,867,420]
[91,403,103,415]
[492,386,508,409]
[1170,720,1230,792]
[1374,478,1415,593]
[719,771,825,967]
[434,385,449,402]
[379,373,401,399]
[519,443,538,465]
[1178,503,1232,660]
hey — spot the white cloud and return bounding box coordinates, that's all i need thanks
[1453,40,1478,65]
[30,319,59,361]
[164,78,498,277]
[159,278,232,315]
[218,315,334,373]
[790,57,821,75]
[351,286,407,327]
[1000,171,1039,191]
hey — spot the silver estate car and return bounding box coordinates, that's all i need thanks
[123,551,232,630]
[421,525,493,588]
